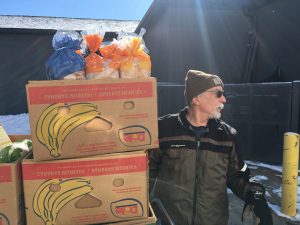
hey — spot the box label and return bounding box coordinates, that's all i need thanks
[0,166,11,182]
[0,125,12,149]
[28,82,153,105]
[23,156,147,180]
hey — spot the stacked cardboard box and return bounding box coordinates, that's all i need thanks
[22,78,158,225]
[0,150,25,225]
[0,134,31,225]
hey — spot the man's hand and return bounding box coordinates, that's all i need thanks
[241,183,273,225]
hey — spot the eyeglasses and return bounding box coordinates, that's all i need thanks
[207,90,225,98]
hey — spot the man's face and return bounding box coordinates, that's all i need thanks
[193,86,226,119]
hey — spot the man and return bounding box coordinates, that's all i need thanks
[149,70,273,225]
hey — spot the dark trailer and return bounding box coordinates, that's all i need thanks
[1,0,300,164]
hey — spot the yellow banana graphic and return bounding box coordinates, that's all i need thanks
[36,102,99,158]
[51,103,97,139]
[36,103,65,151]
[49,182,93,223]
[48,103,97,153]
[32,179,60,224]
[50,103,97,150]
[42,187,55,222]
[47,113,62,150]
[54,110,99,157]
[32,178,92,225]
[45,178,91,213]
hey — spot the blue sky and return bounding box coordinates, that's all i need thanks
[0,0,153,20]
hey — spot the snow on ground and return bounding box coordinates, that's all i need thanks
[1,113,300,221]
[246,160,300,221]
[247,160,286,173]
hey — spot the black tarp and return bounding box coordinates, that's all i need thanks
[1,0,300,114]
[158,81,300,164]
[136,0,300,84]
[139,0,300,164]
[0,29,54,115]
[0,29,118,115]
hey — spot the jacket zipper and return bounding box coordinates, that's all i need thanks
[192,140,201,225]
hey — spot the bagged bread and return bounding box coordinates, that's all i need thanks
[118,28,151,79]
[98,40,121,79]
[45,30,86,80]
[82,30,106,79]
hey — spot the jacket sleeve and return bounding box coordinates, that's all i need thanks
[148,148,162,195]
[226,136,252,200]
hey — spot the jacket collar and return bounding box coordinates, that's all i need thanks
[178,107,221,132]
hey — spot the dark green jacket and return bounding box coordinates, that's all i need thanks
[149,108,251,225]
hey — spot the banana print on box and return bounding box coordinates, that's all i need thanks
[32,178,96,225]
[36,103,100,158]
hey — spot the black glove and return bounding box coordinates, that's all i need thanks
[241,183,273,225]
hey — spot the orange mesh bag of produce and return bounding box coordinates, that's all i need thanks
[98,40,121,79]
[82,32,105,79]
[118,28,151,79]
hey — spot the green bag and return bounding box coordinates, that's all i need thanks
[0,139,32,163]
[0,146,22,163]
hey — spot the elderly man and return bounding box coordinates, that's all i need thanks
[149,70,273,225]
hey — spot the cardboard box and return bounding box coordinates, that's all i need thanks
[103,203,156,225]
[0,159,25,225]
[0,124,12,149]
[9,134,32,142]
[26,78,158,161]
[22,150,149,225]
[0,135,31,225]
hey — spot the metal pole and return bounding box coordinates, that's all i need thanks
[281,132,299,216]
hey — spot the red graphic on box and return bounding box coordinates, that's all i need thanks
[0,166,11,182]
[123,132,146,143]
[111,198,143,218]
[28,82,153,104]
[119,126,151,147]
[115,204,138,215]
[22,156,147,180]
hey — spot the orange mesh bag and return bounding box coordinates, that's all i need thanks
[85,53,103,74]
[85,34,103,53]
[98,40,122,79]
[118,28,151,79]
[82,33,105,79]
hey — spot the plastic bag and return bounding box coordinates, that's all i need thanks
[0,139,32,163]
[0,146,21,163]
[45,30,86,80]
[52,31,82,51]
[82,30,106,79]
[117,28,151,78]
[97,40,122,79]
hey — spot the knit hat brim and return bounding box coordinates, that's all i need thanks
[184,70,224,104]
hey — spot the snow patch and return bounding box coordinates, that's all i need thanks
[246,160,284,173]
